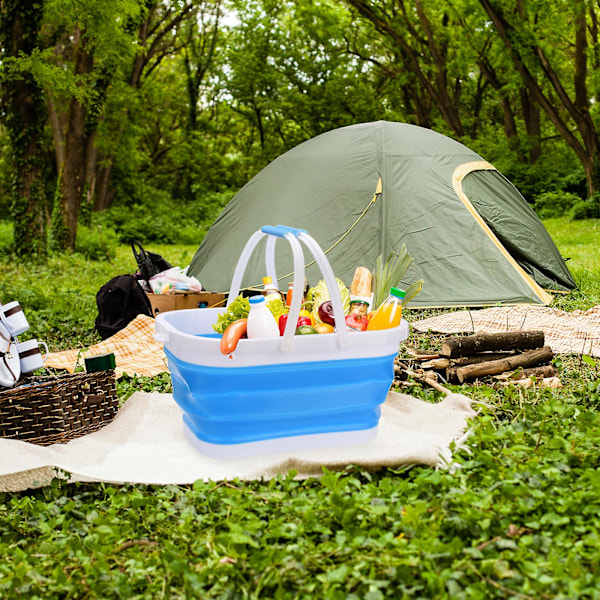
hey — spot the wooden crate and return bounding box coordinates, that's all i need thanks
[147,292,227,316]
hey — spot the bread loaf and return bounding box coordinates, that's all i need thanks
[350,267,372,296]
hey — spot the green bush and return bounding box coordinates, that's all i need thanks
[533,190,581,218]
[99,189,236,245]
[0,220,13,255]
[74,223,120,261]
[569,194,600,220]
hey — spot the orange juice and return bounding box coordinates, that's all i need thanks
[366,287,406,331]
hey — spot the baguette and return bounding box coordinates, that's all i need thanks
[350,267,372,297]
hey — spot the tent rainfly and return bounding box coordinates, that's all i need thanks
[188,121,575,307]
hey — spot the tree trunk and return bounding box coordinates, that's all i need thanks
[0,0,48,256]
[51,28,94,250]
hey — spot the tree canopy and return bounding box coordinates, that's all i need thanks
[0,0,598,256]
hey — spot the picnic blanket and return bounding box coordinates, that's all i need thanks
[0,390,475,493]
[411,304,600,357]
[46,315,167,377]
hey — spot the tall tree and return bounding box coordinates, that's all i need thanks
[0,0,48,256]
[478,0,600,197]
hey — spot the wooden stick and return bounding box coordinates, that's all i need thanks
[440,331,545,358]
[455,346,554,383]
[494,364,558,381]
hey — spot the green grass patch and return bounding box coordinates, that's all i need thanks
[1,218,600,598]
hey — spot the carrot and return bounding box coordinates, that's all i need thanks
[220,318,248,355]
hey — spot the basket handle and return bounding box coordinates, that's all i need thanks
[228,225,350,352]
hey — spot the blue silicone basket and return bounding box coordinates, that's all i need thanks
[155,225,409,458]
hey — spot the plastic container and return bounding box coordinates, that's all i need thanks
[367,287,406,331]
[262,276,283,305]
[155,225,409,458]
[247,295,279,338]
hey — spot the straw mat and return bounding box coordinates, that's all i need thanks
[411,304,600,356]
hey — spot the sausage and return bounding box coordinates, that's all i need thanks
[220,319,248,355]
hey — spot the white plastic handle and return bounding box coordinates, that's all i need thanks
[227,225,350,352]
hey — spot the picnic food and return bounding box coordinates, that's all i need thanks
[317,300,336,326]
[220,319,248,354]
[278,313,312,336]
[350,267,372,297]
[247,296,279,338]
[367,287,405,331]
[307,278,350,324]
[345,313,368,332]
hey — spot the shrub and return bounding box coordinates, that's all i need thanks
[74,223,120,261]
[569,193,600,220]
[0,220,13,255]
[533,190,581,219]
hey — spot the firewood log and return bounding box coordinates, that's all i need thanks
[455,346,554,383]
[440,331,545,358]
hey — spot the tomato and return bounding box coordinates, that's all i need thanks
[299,309,315,325]
[345,314,368,332]
[279,313,312,335]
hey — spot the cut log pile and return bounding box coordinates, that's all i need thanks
[396,330,561,389]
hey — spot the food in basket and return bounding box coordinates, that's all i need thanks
[307,278,350,324]
[314,322,334,334]
[317,300,336,326]
[350,267,372,297]
[345,313,369,332]
[278,313,312,336]
[295,325,318,335]
[247,296,279,338]
[220,319,248,354]
[213,294,286,334]
[367,287,405,331]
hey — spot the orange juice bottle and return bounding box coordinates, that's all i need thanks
[366,287,406,331]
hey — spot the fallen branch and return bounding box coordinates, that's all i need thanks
[455,346,554,383]
[494,364,558,381]
[440,331,545,358]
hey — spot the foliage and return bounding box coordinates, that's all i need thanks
[1,221,600,597]
[533,190,581,219]
[569,193,600,220]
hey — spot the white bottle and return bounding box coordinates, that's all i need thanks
[247,295,279,338]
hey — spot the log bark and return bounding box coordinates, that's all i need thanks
[440,331,545,358]
[455,346,553,383]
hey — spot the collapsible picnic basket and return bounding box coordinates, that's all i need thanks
[155,225,409,458]
[0,371,118,445]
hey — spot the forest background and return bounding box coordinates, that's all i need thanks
[1,0,599,260]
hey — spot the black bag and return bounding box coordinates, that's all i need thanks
[131,241,172,283]
[94,275,153,339]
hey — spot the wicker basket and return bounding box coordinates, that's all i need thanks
[0,370,118,445]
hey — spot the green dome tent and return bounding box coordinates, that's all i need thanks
[188,121,575,307]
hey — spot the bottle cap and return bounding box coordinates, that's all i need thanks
[249,295,266,304]
[390,287,406,299]
[263,276,273,285]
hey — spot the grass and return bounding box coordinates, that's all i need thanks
[1,217,600,598]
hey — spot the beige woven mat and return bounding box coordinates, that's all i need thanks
[411,305,600,356]
[0,390,475,492]
[46,315,168,377]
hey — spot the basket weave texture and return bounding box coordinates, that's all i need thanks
[0,371,118,445]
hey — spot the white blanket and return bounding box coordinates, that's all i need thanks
[0,391,475,492]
